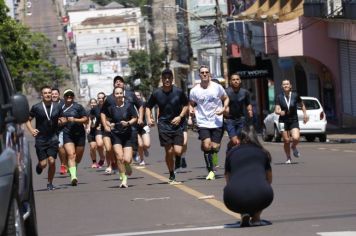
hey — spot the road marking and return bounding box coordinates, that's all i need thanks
[133,166,241,220]
[131,197,170,201]
[317,232,356,236]
[96,225,225,236]
[343,150,356,153]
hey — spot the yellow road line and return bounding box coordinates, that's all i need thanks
[134,166,241,220]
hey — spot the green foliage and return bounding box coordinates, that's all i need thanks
[127,42,164,96]
[0,1,68,92]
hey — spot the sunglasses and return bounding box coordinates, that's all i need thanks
[200,71,209,75]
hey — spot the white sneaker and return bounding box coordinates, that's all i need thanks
[139,160,145,166]
[285,159,292,164]
[292,148,300,158]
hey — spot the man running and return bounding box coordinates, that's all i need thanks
[189,65,229,180]
[146,69,188,183]
[225,73,253,150]
[26,86,63,190]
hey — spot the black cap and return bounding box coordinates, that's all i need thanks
[113,76,124,85]
[161,68,173,76]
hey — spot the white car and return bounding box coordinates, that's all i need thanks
[262,96,327,142]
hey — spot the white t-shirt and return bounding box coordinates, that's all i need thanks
[189,82,226,128]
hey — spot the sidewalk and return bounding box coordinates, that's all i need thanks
[326,124,356,143]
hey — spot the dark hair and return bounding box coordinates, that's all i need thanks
[113,75,124,85]
[229,73,241,80]
[51,88,60,94]
[161,68,173,76]
[199,65,209,73]
[239,125,272,162]
[40,85,52,93]
[97,92,106,98]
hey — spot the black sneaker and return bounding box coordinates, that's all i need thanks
[36,164,43,175]
[71,178,78,186]
[181,157,187,168]
[169,173,176,183]
[240,214,251,227]
[47,183,56,191]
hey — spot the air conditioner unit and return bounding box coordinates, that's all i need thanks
[327,0,342,17]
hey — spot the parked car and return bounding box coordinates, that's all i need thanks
[0,50,38,235]
[262,96,327,142]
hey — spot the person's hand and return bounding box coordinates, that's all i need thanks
[104,124,111,132]
[86,127,90,134]
[137,118,144,126]
[279,111,286,116]
[120,121,130,127]
[171,116,181,126]
[215,107,224,116]
[58,117,67,125]
[31,129,39,137]
[147,118,155,127]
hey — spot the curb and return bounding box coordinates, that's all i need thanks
[327,139,356,144]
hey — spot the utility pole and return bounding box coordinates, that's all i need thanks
[215,0,229,88]
[163,21,169,69]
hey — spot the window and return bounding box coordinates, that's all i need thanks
[97,39,100,45]
[130,38,136,48]
[116,37,120,44]
[200,25,219,44]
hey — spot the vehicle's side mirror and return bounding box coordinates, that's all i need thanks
[11,93,30,123]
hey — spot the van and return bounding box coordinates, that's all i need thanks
[0,50,38,235]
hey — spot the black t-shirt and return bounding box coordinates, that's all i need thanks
[275,92,302,122]
[89,106,102,129]
[146,86,188,133]
[101,90,142,116]
[29,102,63,140]
[225,87,251,119]
[62,102,87,135]
[105,101,138,134]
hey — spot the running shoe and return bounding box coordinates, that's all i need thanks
[71,178,78,186]
[47,183,56,191]
[97,160,104,168]
[181,157,187,168]
[105,167,112,174]
[120,175,128,188]
[125,163,132,176]
[285,159,292,164]
[206,171,215,180]
[240,214,251,227]
[60,165,66,175]
[91,163,99,168]
[168,173,176,183]
[144,149,149,157]
[139,160,145,166]
[36,164,43,175]
[292,148,300,158]
[134,155,140,163]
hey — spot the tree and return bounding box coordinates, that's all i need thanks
[127,42,164,96]
[0,1,68,91]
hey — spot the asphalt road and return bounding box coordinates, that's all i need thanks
[30,128,356,236]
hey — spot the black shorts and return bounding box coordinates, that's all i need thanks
[111,132,132,148]
[87,129,103,142]
[279,120,299,132]
[102,130,112,138]
[35,139,59,161]
[63,132,86,146]
[158,131,184,147]
[198,127,224,143]
[137,125,148,135]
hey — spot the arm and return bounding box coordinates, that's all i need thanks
[216,94,229,116]
[247,104,253,118]
[189,100,196,117]
[25,118,39,137]
[299,101,308,123]
[145,107,155,127]
[67,116,88,124]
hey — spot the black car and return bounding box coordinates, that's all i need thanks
[0,50,38,235]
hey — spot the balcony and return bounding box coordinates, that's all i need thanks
[304,0,343,18]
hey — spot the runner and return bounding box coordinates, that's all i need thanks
[274,79,308,164]
[86,98,105,168]
[146,69,188,183]
[51,88,67,175]
[103,87,138,188]
[189,65,229,180]
[225,73,253,150]
[134,91,150,166]
[101,76,143,174]
[61,89,88,186]
[26,86,63,190]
